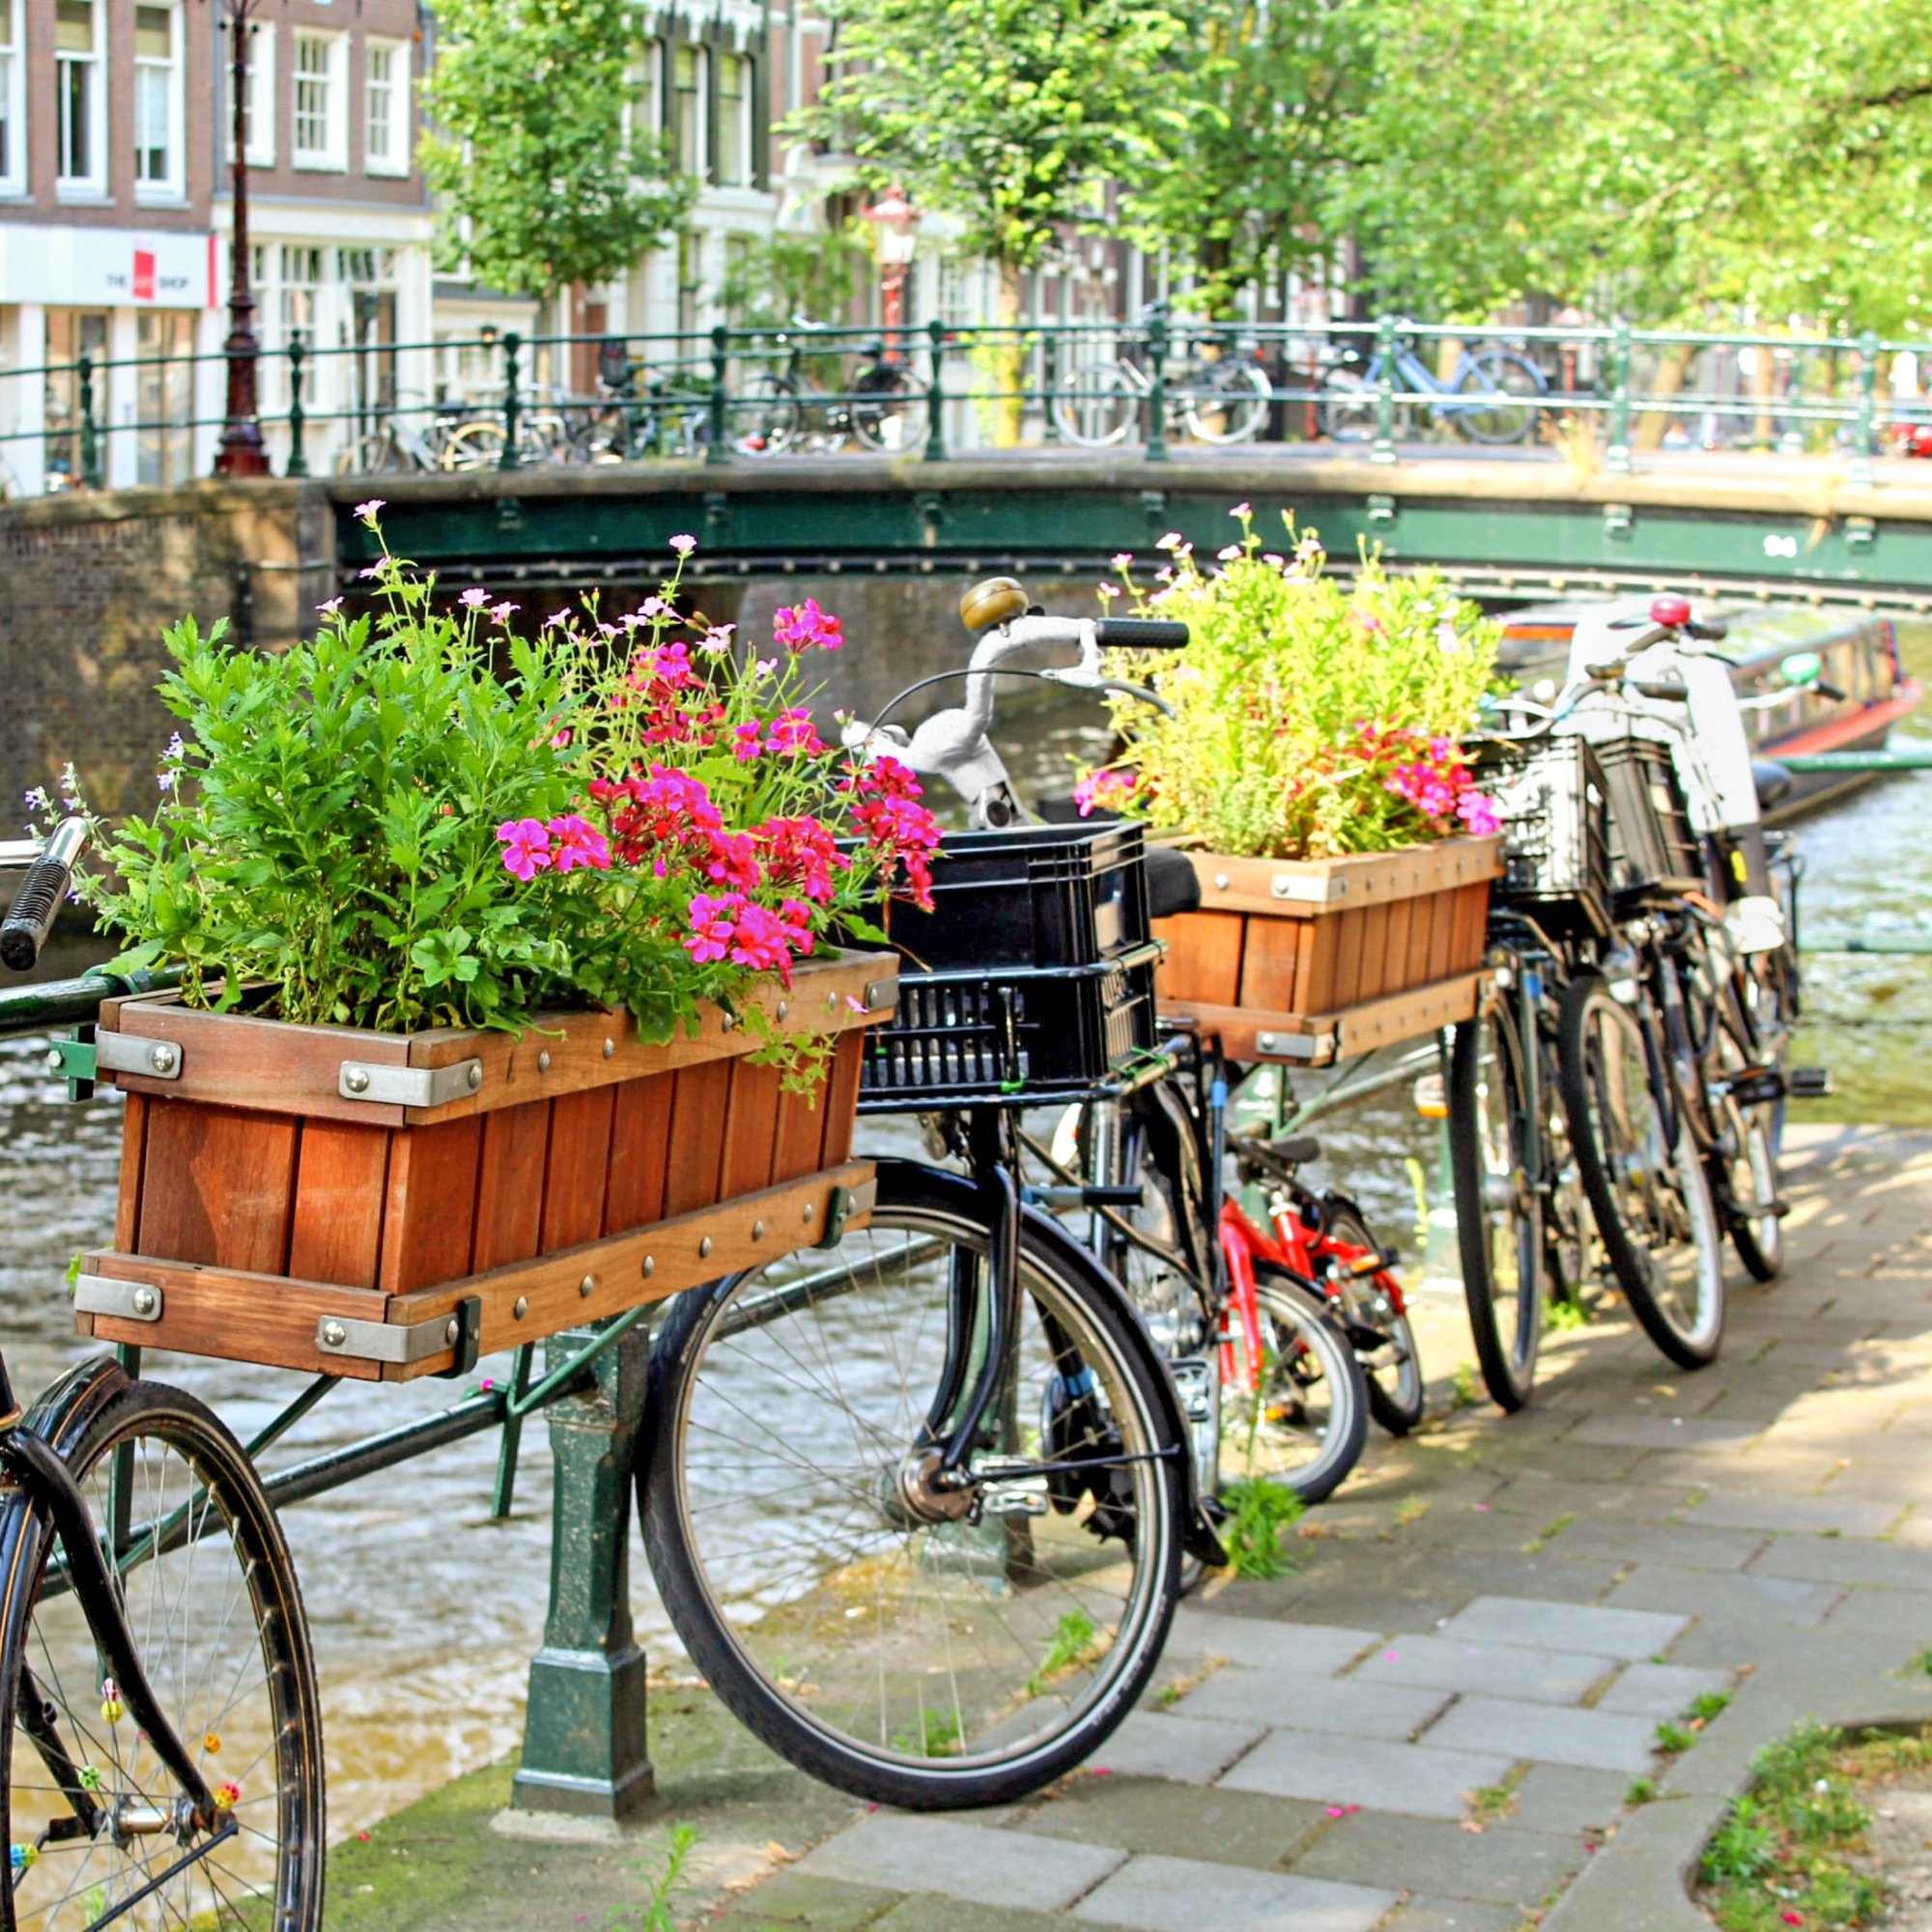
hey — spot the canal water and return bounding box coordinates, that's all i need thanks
[0,615,1925,1836]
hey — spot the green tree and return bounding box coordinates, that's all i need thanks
[423,0,692,325]
[793,0,1179,440]
[1126,0,1373,317]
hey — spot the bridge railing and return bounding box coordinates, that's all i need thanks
[3,314,1930,495]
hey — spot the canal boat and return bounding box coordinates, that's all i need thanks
[1496,600,1923,820]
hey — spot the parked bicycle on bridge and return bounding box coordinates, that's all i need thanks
[1319,331,1548,446]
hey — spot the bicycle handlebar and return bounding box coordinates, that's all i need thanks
[1,816,88,972]
[1095,617,1190,651]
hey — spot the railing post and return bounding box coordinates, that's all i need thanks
[1605,320,1634,475]
[77,353,99,489]
[1146,309,1169,462]
[923,317,948,463]
[1851,330,1880,487]
[1372,314,1398,465]
[285,333,308,478]
[707,324,731,465]
[498,331,523,471]
[510,1321,655,1822]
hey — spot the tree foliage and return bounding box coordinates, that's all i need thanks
[423,0,691,303]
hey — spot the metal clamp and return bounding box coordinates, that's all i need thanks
[96,1031,185,1082]
[864,979,900,1013]
[74,1274,164,1323]
[337,1058,483,1107]
[1253,1030,1325,1063]
[316,1297,478,1367]
[812,1175,878,1249]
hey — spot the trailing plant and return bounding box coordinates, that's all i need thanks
[46,514,938,1063]
[1078,508,1501,862]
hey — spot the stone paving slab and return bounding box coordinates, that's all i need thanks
[1172,1668,1449,1739]
[1598,1562,1843,1626]
[1293,1811,1589,1907]
[1348,1634,1615,1705]
[1423,1695,1660,1774]
[1381,1897,1523,1932]
[1162,1609,1376,1676]
[794,1816,1126,1912]
[1083,1709,1266,1784]
[1432,1595,1689,1661]
[1216,1730,1516,1819]
[1685,1489,1901,1536]
[1593,1661,1736,1719]
[1070,1853,1396,1932]
[1009,1776,1326,1869]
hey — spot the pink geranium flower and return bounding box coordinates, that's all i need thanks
[548,814,611,873]
[497,818,554,881]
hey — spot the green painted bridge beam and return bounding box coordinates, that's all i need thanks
[1779,751,1932,771]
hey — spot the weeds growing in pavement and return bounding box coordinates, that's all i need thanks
[1222,1477,1307,1579]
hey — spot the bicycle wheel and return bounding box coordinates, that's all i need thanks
[1450,988,1545,1409]
[1177,359,1271,445]
[640,1158,1184,1810]
[1453,350,1545,445]
[733,374,801,456]
[1321,1199,1425,1436]
[1317,368,1379,443]
[1052,364,1139,447]
[1711,1001,1785,1283]
[439,419,513,470]
[1234,1268,1372,1504]
[332,431,408,475]
[0,1364,325,1931]
[851,366,928,454]
[1558,973,1726,1367]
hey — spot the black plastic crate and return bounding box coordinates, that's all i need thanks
[856,821,1160,1107]
[1597,735,1703,896]
[1477,735,1613,936]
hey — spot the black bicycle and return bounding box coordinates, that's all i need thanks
[734,327,929,456]
[0,824,326,1930]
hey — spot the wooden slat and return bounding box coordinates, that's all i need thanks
[378,1117,482,1293]
[1447,880,1492,977]
[1151,909,1243,1007]
[663,1060,733,1216]
[286,1120,390,1290]
[1382,896,1414,1005]
[818,1033,865,1167]
[1352,902,1390,1004]
[1236,907,1311,1014]
[135,1100,298,1275]
[540,1086,617,1253]
[720,1062,782,1200]
[1330,907,1367,1012]
[771,1066,831,1186]
[77,1254,393,1379]
[1425,881,1458,983]
[1184,837,1504,917]
[604,1071,673,1235]
[470,1099,551,1270]
[1168,972,1483,1068]
[115,1094,149,1251]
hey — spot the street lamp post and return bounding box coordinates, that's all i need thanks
[213,0,270,476]
[864,185,921,363]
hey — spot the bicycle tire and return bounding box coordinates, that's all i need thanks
[734,374,802,457]
[0,1363,325,1931]
[1244,1267,1371,1505]
[1317,369,1378,443]
[1450,989,1545,1409]
[639,1158,1184,1810]
[1453,349,1546,445]
[1052,364,1139,448]
[1177,359,1271,445]
[1710,989,1784,1283]
[1321,1199,1426,1436]
[850,366,929,454]
[333,431,409,475]
[1557,972,1726,1367]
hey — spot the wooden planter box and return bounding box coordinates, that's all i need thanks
[74,951,898,1380]
[1153,837,1502,1065]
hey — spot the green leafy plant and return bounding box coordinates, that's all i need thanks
[1690,1690,1734,1724]
[1222,1476,1306,1579]
[1546,1294,1593,1333]
[1084,513,1501,862]
[1450,1364,1480,1412]
[1625,1775,1658,1806]
[610,1822,701,1932]
[892,1709,965,1756]
[51,522,938,1060]
[1027,1607,1104,1696]
[1655,1719,1696,1756]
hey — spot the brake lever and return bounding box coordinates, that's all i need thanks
[1037,668,1175,716]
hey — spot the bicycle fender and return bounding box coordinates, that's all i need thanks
[15,1354,133,1460]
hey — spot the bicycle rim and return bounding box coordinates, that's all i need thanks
[1179,363,1268,445]
[1454,353,1543,444]
[851,373,927,453]
[1560,977,1725,1365]
[641,1167,1181,1807]
[0,1371,324,1932]
[1450,995,1544,1408]
[1052,367,1138,447]
[1322,1203,1425,1435]
[1225,1270,1370,1505]
[1318,372,1377,442]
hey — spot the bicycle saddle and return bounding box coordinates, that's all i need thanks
[1264,1133,1321,1168]
[1142,843,1201,921]
[1751,758,1795,810]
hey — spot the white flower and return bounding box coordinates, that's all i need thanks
[1155,530,1184,551]
[1217,544,1242,561]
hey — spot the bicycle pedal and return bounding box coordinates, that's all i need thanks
[1787,1066,1834,1098]
[1719,1066,1786,1107]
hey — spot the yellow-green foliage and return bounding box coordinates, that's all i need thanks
[1093,515,1500,861]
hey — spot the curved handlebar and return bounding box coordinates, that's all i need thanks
[1095,617,1190,651]
[1,816,88,972]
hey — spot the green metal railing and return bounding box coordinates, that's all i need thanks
[11,314,1932,495]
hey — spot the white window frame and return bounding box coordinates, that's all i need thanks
[229,20,276,168]
[292,28,348,172]
[55,0,106,197]
[0,0,24,195]
[672,43,708,179]
[363,36,409,177]
[716,51,752,189]
[626,40,662,159]
[133,2,185,203]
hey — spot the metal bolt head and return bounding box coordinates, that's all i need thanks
[803,1202,815,1223]
[698,1236,713,1260]
[579,1272,596,1298]
[43,1048,63,1074]
[752,1219,765,1241]
[343,1065,371,1094]
[1213,871,1230,892]
[513,1295,528,1321]
[537,1050,552,1073]
[603,1037,615,1060]
[320,1319,347,1348]
[467,1063,483,1091]
[1257,1032,1278,1054]
[131,1286,157,1317]
[642,1255,656,1278]
[149,1043,179,1075]
[825,992,838,1011]
[776,1001,788,1022]
[443,1317,460,1344]
[721,1012,736,1034]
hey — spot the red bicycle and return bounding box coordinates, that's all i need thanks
[1227,1132,1427,1435]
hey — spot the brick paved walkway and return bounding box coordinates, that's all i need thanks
[705,1124,1932,1932]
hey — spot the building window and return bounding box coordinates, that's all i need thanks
[55,0,104,193]
[717,53,751,188]
[627,40,662,157]
[230,20,275,166]
[293,31,347,169]
[0,0,21,191]
[278,243,324,346]
[672,43,708,178]
[134,4,184,198]
[365,38,409,176]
